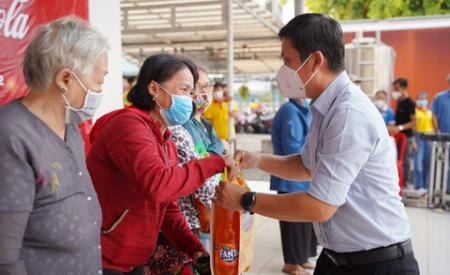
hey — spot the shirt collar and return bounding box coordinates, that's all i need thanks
[311,71,350,116]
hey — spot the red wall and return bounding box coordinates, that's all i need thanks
[0,0,89,105]
[344,28,450,101]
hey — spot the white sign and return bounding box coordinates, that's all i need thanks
[0,0,30,40]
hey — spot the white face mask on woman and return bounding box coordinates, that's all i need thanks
[61,73,104,124]
[276,54,319,99]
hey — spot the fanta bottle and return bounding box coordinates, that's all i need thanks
[211,170,243,275]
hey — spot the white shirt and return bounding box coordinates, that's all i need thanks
[301,71,411,252]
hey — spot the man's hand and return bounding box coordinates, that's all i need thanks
[215,181,247,211]
[387,125,397,136]
[234,150,261,169]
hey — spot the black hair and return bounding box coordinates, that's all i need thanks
[278,13,345,73]
[393,77,408,88]
[213,82,223,90]
[418,91,428,98]
[127,53,198,111]
[375,90,387,97]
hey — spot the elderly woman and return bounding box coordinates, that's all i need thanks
[145,67,224,275]
[0,17,108,275]
[87,54,232,275]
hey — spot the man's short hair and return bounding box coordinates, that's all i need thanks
[278,13,345,72]
[393,78,408,88]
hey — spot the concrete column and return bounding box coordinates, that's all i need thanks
[89,0,123,120]
[294,0,304,15]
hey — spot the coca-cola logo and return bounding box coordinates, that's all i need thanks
[0,0,30,40]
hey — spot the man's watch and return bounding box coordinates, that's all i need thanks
[398,125,404,131]
[240,192,256,214]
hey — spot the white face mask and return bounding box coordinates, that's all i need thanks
[61,73,104,124]
[213,91,224,101]
[276,54,319,99]
[392,91,401,100]
[374,99,387,110]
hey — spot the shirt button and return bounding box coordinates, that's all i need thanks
[98,245,101,250]
[98,270,103,274]
[87,196,92,201]
[94,221,98,225]
[78,171,83,176]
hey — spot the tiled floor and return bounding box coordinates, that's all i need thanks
[244,180,450,275]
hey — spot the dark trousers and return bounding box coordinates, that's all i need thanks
[279,220,317,265]
[313,250,420,275]
[103,266,144,275]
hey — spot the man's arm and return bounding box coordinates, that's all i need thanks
[258,153,311,181]
[396,114,416,131]
[234,151,311,181]
[253,192,336,222]
[215,182,336,222]
[432,113,440,133]
[396,101,416,131]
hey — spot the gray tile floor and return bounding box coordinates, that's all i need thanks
[244,180,450,275]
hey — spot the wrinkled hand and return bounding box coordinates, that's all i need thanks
[234,150,260,170]
[222,154,240,179]
[215,181,247,211]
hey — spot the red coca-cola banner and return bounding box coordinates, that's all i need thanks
[0,0,88,105]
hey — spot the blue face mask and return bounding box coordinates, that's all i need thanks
[156,83,193,126]
[417,99,428,108]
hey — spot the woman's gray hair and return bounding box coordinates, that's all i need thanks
[23,16,109,90]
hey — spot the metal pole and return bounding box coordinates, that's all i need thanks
[294,0,304,15]
[227,0,235,143]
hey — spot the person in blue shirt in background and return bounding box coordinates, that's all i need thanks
[431,73,450,193]
[270,97,317,275]
[374,90,396,127]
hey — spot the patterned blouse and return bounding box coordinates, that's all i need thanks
[170,125,220,229]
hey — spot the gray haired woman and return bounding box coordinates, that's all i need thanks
[0,16,108,275]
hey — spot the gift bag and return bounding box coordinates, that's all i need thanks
[211,171,256,275]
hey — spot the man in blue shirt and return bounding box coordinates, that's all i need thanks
[271,98,316,274]
[431,74,450,193]
[216,13,419,275]
[431,74,450,134]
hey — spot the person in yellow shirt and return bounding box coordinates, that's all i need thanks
[203,83,237,141]
[414,91,435,190]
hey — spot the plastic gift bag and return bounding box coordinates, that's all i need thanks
[211,170,256,275]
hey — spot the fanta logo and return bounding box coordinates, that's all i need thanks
[220,245,239,263]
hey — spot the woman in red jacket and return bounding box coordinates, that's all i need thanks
[87,54,230,275]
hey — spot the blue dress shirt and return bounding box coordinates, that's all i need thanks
[431,90,450,133]
[301,72,412,252]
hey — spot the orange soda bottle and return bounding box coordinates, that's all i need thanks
[212,169,247,275]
